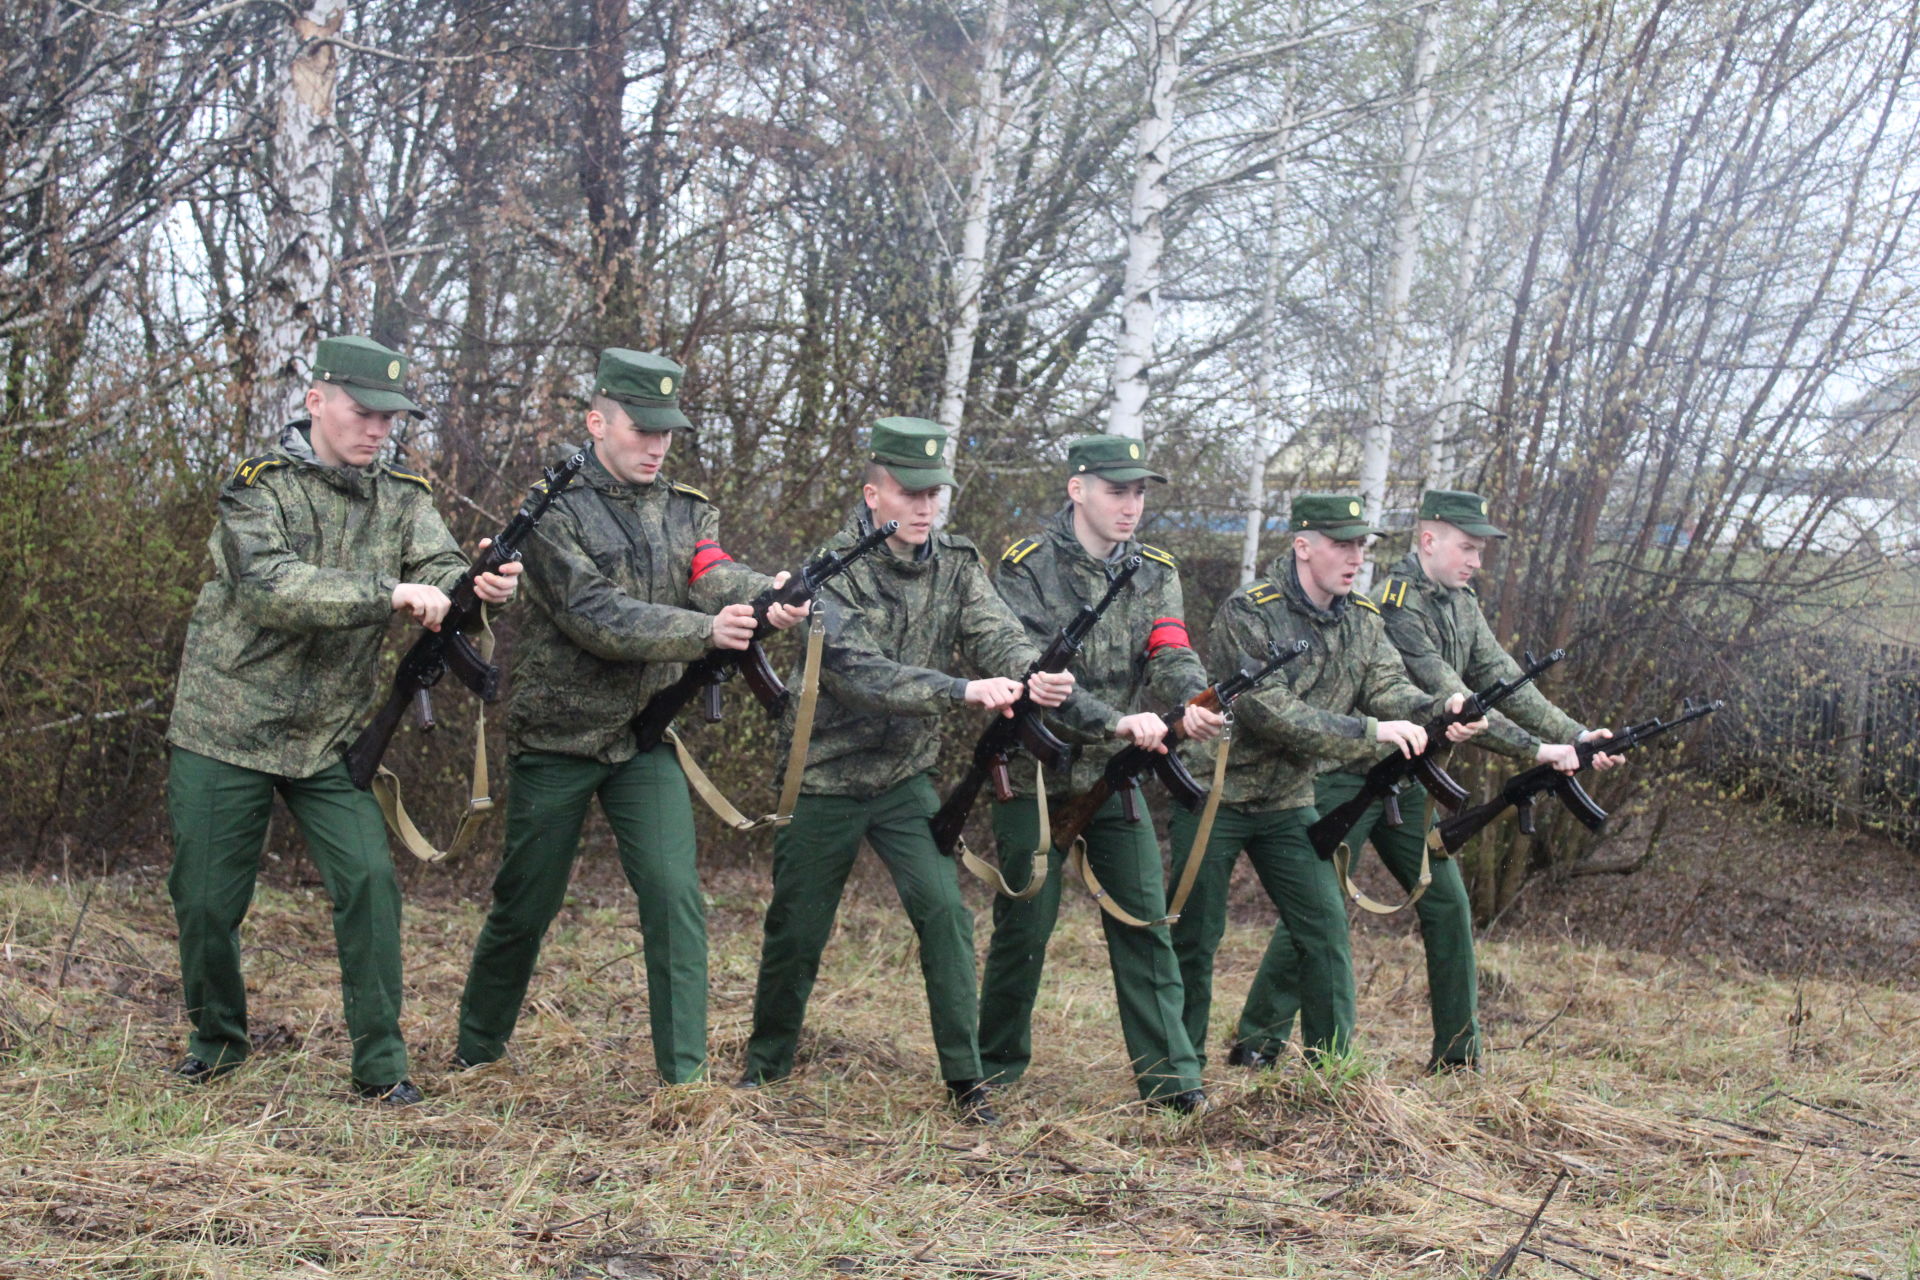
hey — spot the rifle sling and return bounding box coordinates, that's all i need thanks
[1069,717,1234,929]
[1332,824,1436,916]
[372,610,497,864]
[669,611,826,832]
[956,756,1050,901]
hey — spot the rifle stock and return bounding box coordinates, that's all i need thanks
[629,520,898,753]
[345,450,587,789]
[1306,647,1567,859]
[1434,697,1721,852]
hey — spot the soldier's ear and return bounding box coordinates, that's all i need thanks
[1067,474,1084,504]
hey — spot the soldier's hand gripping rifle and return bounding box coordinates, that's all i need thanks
[1052,639,1311,850]
[1306,648,1567,859]
[1434,697,1722,854]
[929,555,1143,857]
[629,520,899,755]
[345,450,588,789]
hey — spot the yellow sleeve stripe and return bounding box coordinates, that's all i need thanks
[670,481,712,502]
[1377,579,1409,608]
[1245,581,1281,605]
[230,456,289,487]
[385,467,433,492]
[1352,594,1380,614]
[1002,536,1041,564]
[1139,543,1176,568]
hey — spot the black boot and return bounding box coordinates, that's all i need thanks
[172,1055,237,1084]
[946,1079,1000,1126]
[1225,1041,1276,1070]
[353,1079,424,1106]
[1153,1088,1208,1116]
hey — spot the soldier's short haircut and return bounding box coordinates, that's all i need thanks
[592,393,635,428]
[862,460,891,489]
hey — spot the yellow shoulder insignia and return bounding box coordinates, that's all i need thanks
[1377,578,1411,609]
[384,466,433,493]
[1245,581,1282,605]
[669,481,713,503]
[1138,543,1176,569]
[1002,536,1041,564]
[229,455,289,487]
[1352,593,1380,615]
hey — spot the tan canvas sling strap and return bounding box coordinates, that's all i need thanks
[1069,716,1234,929]
[1333,821,1435,915]
[372,612,497,864]
[669,611,826,832]
[957,757,1051,901]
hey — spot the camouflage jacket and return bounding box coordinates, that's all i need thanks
[1192,558,1446,811]
[167,422,471,779]
[994,506,1209,797]
[800,506,1047,798]
[1373,551,1585,760]
[507,445,769,762]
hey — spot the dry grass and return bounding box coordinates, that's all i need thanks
[1,845,1917,1280]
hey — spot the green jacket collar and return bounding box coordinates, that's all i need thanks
[1042,502,1136,573]
[279,421,374,497]
[1265,555,1350,625]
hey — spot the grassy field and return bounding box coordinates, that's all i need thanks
[1,846,1917,1279]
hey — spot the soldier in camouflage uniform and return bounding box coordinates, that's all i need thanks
[166,336,521,1105]
[978,435,1223,1112]
[1237,489,1618,1070]
[1165,495,1478,1066]
[454,349,807,1085]
[740,417,1075,1124]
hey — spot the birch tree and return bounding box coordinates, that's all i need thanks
[1107,0,1205,440]
[936,0,1013,520]
[1357,0,1437,580]
[250,0,346,433]
[1428,79,1494,489]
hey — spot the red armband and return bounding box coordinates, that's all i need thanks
[689,539,735,583]
[1146,617,1191,657]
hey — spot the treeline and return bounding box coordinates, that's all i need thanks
[4,0,1919,915]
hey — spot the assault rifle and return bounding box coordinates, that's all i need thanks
[629,520,898,754]
[929,555,1142,856]
[1306,647,1567,859]
[1052,640,1311,849]
[346,450,587,789]
[1434,697,1722,854]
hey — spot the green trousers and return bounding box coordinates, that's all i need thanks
[458,746,708,1082]
[744,774,981,1084]
[978,791,1201,1101]
[1240,774,1481,1066]
[166,748,407,1085]
[1166,803,1354,1064]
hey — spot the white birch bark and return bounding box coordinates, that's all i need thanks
[251,0,345,432]
[1240,16,1300,586]
[936,0,1011,522]
[1107,0,1201,440]
[1358,2,1437,588]
[1429,82,1494,489]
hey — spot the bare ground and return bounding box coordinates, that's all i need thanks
[0,797,1916,1278]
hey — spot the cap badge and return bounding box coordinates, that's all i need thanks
[1481,499,1489,514]
[1348,500,1361,517]
[659,376,674,395]
[924,439,939,457]
[1128,443,1141,459]
[386,360,401,380]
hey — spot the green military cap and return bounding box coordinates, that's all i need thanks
[596,348,693,430]
[1289,493,1382,539]
[1066,434,1167,483]
[1418,488,1507,538]
[312,336,425,418]
[869,416,955,489]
